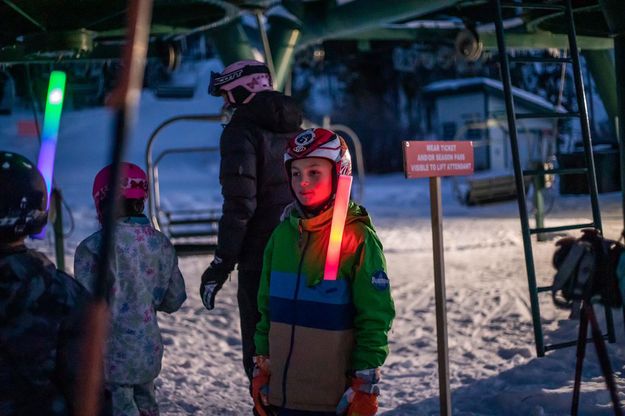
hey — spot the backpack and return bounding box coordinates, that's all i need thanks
[551,229,625,309]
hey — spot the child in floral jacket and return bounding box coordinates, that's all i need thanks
[74,162,186,416]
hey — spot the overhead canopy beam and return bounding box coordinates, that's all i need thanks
[582,49,617,125]
[310,24,614,50]
[291,0,460,49]
[480,32,613,50]
[267,13,301,92]
[0,0,240,62]
[599,0,625,233]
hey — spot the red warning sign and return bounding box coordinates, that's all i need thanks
[403,141,474,179]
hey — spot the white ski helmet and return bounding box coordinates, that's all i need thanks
[208,60,273,106]
[284,128,352,182]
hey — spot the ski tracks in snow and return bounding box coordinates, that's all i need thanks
[78,198,625,415]
[377,217,540,412]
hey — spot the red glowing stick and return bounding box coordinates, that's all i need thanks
[324,175,353,280]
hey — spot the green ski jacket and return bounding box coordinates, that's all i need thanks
[254,201,395,412]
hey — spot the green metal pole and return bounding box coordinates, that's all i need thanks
[615,34,625,237]
[533,169,546,242]
[296,0,459,48]
[210,19,255,66]
[600,0,625,337]
[51,188,65,272]
[255,10,277,83]
[493,0,545,356]
[601,0,625,240]
[582,50,617,131]
[267,14,301,92]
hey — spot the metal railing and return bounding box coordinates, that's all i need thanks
[145,113,225,231]
[145,113,368,254]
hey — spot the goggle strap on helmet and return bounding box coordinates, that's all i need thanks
[208,65,271,96]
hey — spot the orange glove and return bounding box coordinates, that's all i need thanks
[336,369,381,416]
[252,355,271,416]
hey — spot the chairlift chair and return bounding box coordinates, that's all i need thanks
[147,115,367,256]
[146,114,226,256]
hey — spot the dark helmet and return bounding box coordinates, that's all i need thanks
[208,60,273,106]
[0,151,48,240]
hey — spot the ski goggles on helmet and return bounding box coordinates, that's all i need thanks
[208,65,271,96]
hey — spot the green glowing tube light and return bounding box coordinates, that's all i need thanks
[33,71,66,239]
[37,70,66,210]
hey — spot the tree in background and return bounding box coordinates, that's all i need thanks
[293,42,610,173]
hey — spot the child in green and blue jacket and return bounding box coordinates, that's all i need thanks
[253,128,395,416]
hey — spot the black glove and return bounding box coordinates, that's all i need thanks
[200,258,231,310]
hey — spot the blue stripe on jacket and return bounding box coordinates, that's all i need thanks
[269,271,354,331]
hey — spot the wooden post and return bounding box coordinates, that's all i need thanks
[429,176,452,416]
[403,140,474,416]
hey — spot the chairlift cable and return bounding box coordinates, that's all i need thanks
[82,8,127,30]
[2,0,46,32]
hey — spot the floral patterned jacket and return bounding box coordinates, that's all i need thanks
[74,216,186,384]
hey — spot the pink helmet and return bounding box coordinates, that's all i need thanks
[92,162,148,219]
[208,60,273,105]
[284,128,352,179]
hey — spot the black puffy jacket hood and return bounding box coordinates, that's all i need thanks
[231,91,302,133]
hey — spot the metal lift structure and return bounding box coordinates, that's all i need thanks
[493,0,614,356]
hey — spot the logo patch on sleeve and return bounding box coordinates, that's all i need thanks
[371,270,389,291]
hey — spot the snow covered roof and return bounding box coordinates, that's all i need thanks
[422,77,566,113]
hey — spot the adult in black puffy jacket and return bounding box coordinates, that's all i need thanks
[201,60,302,382]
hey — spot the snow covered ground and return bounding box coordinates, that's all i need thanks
[2,61,625,415]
